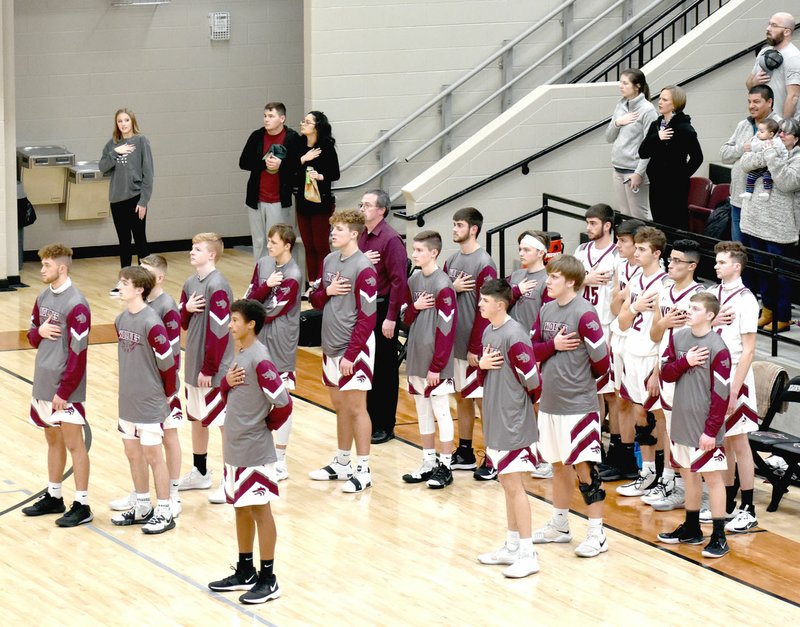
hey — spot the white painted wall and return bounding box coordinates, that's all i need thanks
[304,0,678,211]
[13,0,303,253]
[401,0,781,264]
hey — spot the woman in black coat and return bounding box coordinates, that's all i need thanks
[638,85,703,231]
[294,110,340,285]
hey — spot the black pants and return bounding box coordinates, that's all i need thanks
[367,298,400,434]
[111,194,148,268]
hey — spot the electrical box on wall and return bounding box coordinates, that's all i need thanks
[208,12,230,40]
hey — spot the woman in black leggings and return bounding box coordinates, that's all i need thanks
[99,108,154,295]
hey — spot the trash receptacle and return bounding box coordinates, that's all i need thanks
[64,161,111,221]
[17,145,75,205]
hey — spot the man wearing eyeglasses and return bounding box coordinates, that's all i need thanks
[358,189,408,444]
[746,12,800,120]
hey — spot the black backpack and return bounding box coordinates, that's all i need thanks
[703,200,731,240]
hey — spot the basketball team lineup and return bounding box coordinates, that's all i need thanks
[1,203,799,623]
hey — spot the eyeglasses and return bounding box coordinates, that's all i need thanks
[668,257,695,265]
[358,202,375,208]
[768,22,791,30]
[300,119,316,126]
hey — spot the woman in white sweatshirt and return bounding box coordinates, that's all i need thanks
[605,69,658,221]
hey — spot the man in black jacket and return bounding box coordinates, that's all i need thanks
[239,102,301,261]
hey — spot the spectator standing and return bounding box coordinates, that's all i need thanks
[746,12,800,121]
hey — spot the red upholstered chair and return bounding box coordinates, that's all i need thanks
[688,182,729,234]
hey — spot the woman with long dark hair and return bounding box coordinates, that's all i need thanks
[606,68,657,220]
[99,108,154,295]
[294,110,340,286]
[638,86,703,231]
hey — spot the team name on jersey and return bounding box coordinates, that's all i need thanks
[541,320,568,339]
[118,329,142,352]
[38,306,63,323]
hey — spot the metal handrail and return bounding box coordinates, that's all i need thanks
[398,41,762,225]
[333,158,399,192]
[338,0,579,173]
[571,0,729,83]
[404,0,635,162]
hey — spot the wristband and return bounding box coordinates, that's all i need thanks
[629,302,637,315]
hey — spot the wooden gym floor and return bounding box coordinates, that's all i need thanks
[1,250,799,625]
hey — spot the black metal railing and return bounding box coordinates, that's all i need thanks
[488,194,800,357]
[571,0,731,84]
[397,40,761,226]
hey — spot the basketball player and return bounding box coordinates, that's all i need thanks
[574,204,620,470]
[508,230,551,478]
[443,207,498,479]
[601,218,645,482]
[22,243,92,527]
[532,255,611,558]
[308,209,378,493]
[706,241,759,532]
[646,240,704,511]
[208,299,292,604]
[110,254,184,518]
[113,266,178,534]
[657,292,731,558]
[401,230,457,489]
[616,227,670,497]
[177,233,234,504]
[244,224,302,482]
[476,279,542,578]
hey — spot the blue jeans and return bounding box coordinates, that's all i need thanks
[740,232,792,321]
[730,204,742,242]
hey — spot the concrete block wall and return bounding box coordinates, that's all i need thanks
[400,0,781,263]
[12,0,303,253]
[305,0,673,211]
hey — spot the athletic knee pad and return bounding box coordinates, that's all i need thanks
[635,412,658,446]
[579,463,606,505]
[414,396,436,435]
[431,395,454,442]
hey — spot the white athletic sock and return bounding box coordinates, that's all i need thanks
[506,529,520,549]
[674,475,685,488]
[47,482,62,499]
[136,492,152,509]
[276,448,287,462]
[553,508,569,529]
[156,499,171,516]
[74,490,89,505]
[357,456,369,473]
[518,537,534,556]
[642,461,656,475]
[588,518,604,532]
[440,452,452,468]
[662,468,676,482]
[336,450,351,466]
[422,448,437,466]
[169,480,180,498]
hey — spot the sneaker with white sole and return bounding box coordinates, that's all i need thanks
[724,506,757,533]
[111,505,153,526]
[477,543,519,565]
[309,458,353,481]
[657,522,704,545]
[700,501,736,524]
[142,510,176,535]
[208,566,257,592]
[530,462,554,479]
[616,469,657,497]
[170,496,182,519]
[450,447,477,471]
[650,484,686,511]
[575,529,608,557]
[239,576,281,605]
[341,469,371,493]
[275,460,289,482]
[109,492,136,511]
[532,520,572,544]
[178,467,213,491]
[701,534,730,558]
[641,477,674,504]
[502,552,540,578]
[402,461,436,484]
[426,463,453,489]
[208,482,226,504]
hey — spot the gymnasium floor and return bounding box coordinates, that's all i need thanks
[1,249,799,625]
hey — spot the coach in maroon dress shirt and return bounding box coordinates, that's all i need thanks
[358,189,408,443]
